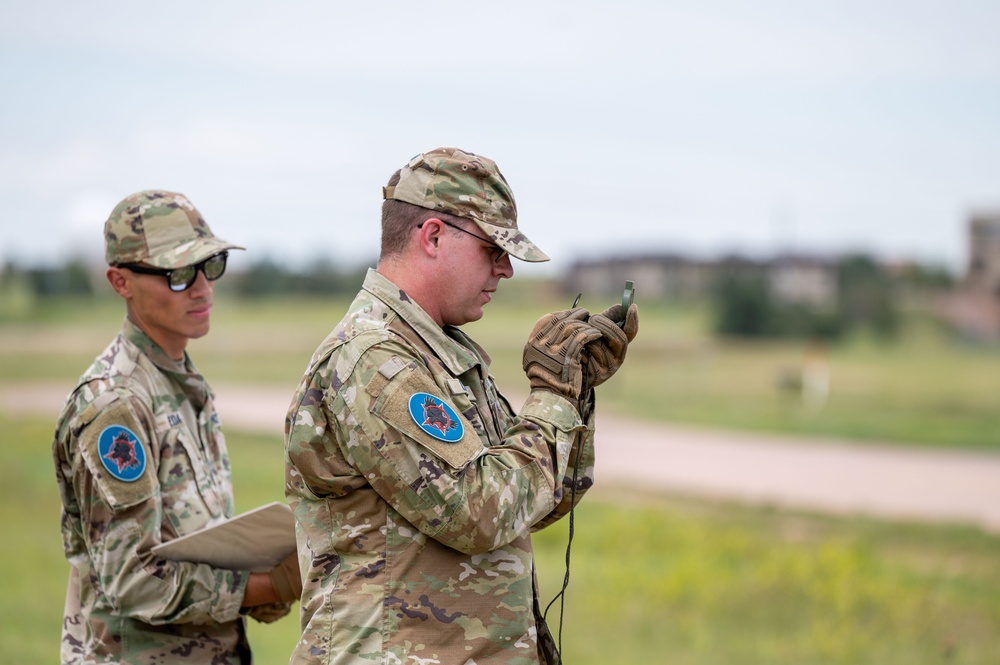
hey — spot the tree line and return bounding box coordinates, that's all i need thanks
[2,254,955,342]
[0,257,374,299]
[713,254,953,341]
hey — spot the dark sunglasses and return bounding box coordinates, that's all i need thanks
[421,219,508,264]
[117,251,229,292]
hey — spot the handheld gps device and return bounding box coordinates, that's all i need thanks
[618,280,634,328]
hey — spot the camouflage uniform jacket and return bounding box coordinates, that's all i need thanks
[285,268,595,664]
[52,318,250,664]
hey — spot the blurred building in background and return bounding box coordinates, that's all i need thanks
[937,211,1000,341]
[966,213,1000,294]
[570,212,1000,342]
[566,253,838,307]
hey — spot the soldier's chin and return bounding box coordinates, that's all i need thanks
[188,323,212,340]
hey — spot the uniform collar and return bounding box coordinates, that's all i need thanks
[362,268,488,376]
[122,317,189,373]
[122,317,210,408]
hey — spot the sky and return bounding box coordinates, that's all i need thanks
[1,1,998,278]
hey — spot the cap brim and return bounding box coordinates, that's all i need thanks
[147,237,245,269]
[475,220,550,263]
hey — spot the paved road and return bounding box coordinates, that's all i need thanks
[10,381,1000,533]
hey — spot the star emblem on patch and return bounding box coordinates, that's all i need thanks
[97,425,147,482]
[408,392,465,443]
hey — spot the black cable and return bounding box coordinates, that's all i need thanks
[542,364,592,658]
[542,435,583,653]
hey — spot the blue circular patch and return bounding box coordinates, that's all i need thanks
[97,425,147,482]
[408,392,465,443]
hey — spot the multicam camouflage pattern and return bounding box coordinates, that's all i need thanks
[104,190,244,269]
[284,269,594,664]
[382,147,550,263]
[52,318,250,664]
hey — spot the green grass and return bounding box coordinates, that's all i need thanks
[7,285,1000,662]
[3,292,1000,450]
[6,411,999,664]
[533,491,1000,664]
[468,295,1000,450]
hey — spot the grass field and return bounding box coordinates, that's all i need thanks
[3,288,1000,450]
[2,288,1000,663]
[467,289,1000,451]
[4,413,999,664]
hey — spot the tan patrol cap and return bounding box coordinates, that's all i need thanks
[383,147,549,263]
[104,190,244,268]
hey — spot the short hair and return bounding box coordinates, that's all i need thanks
[380,170,470,260]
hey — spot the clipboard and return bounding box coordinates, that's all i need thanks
[152,501,296,572]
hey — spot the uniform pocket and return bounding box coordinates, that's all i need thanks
[161,429,226,535]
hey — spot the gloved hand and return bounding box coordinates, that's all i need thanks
[585,303,639,388]
[522,308,602,401]
[248,602,292,623]
[267,551,302,604]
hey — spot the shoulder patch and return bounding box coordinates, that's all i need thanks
[408,392,465,443]
[366,359,486,470]
[97,425,147,482]
[79,399,156,509]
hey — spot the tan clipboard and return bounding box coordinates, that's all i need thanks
[152,502,296,572]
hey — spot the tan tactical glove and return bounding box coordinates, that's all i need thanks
[522,308,602,401]
[267,551,302,604]
[585,303,639,388]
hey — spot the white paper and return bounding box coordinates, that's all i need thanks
[152,502,296,572]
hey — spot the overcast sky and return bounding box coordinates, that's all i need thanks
[1,1,998,277]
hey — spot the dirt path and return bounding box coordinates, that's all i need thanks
[11,381,1000,533]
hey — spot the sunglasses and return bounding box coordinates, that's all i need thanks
[422,219,509,264]
[118,251,229,292]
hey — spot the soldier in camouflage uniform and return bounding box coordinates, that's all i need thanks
[52,190,302,664]
[285,148,640,664]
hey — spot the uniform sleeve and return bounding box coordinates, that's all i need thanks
[71,395,248,625]
[287,338,592,556]
[526,392,596,532]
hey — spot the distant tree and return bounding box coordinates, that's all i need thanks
[23,260,94,297]
[892,262,955,290]
[778,303,845,340]
[837,254,899,339]
[231,257,371,298]
[713,274,775,337]
[231,258,291,297]
[0,261,14,286]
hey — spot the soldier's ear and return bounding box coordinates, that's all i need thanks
[106,266,132,299]
[416,218,445,256]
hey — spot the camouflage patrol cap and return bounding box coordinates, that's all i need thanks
[382,147,550,263]
[104,190,244,269]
